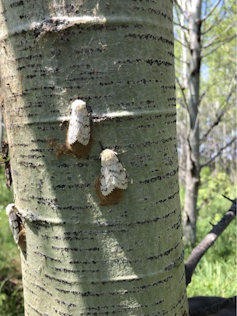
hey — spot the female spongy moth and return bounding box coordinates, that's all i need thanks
[68,99,90,146]
[6,204,24,245]
[100,149,128,196]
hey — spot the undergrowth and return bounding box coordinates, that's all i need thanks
[182,167,236,298]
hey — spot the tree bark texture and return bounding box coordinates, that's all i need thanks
[183,0,202,245]
[0,1,188,315]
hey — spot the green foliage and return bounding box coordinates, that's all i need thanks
[183,168,236,297]
[0,168,24,316]
[198,167,234,206]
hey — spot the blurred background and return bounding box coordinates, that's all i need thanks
[0,0,236,315]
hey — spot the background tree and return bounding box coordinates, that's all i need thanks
[174,0,236,244]
[0,0,189,315]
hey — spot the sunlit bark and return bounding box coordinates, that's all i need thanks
[0,1,188,315]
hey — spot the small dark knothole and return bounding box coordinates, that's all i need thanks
[187,214,191,224]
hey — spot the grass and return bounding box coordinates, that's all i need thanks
[183,168,236,298]
[0,167,236,314]
[187,257,236,297]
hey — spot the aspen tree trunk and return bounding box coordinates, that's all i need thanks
[0,1,189,315]
[180,0,188,90]
[223,123,227,170]
[0,111,3,146]
[230,128,236,183]
[177,0,188,184]
[183,0,202,245]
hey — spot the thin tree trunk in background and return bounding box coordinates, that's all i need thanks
[214,139,219,175]
[178,0,188,183]
[0,1,188,315]
[230,128,236,183]
[223,122,227,171]
[183,0,202,245]
[179,123,188,182]
[214,101,220,175]
[0,112,3,147]
[0,78,3,148]
[180,0,188,90]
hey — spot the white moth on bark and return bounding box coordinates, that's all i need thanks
[67,99,90,146]
[100,149,128,196]
[6,203,22,244]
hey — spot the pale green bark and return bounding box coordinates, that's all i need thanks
[0,1,188,315]
[183,0,202,245]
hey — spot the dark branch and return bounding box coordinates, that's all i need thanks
[202,12,226,35]
[190,296,236,316]
[202,35,236,58]
[201,136,237,168]
[175,37,190,49]
[174,55,190,65]
[222,194,235,203]
[199,78,226,104]
[185,197,236,286]
[200,85,235,142]
[202,25,234,49]
[174,21,189,32]
[174,0,188,20]
[200,111,225,142]
[201,0,222,21]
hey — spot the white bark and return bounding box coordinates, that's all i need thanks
[0,1,188,315]
[183,0,202,244]
[180,0,188,89]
